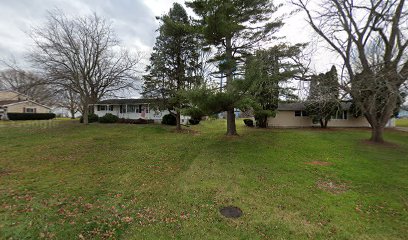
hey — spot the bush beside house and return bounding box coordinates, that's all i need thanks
[99,113,119,123]
[243,119,254,127]
[80,113,99,123]
[162,114,177,125]
[7,113,56,121]
[118,118,154,124]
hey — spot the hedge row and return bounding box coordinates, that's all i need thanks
[80,113,154,124]
[7,113,56,121]
[118,118,154,124]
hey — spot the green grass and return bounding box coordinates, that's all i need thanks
[1,120,407,239]
[396,118,408,127]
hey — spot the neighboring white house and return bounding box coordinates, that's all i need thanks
[92,98,190,123]
[268,102,396,128]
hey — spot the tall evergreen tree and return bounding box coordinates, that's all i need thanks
[305,66,340,128]
[186,0,283,135]
[144,3,202,130]
[245,44,304,128]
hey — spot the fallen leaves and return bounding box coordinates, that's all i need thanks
[316,179,348,194]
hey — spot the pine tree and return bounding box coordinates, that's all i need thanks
[144,3,202,130]
[245,44,304,128]
[186,0,283,135]
[305,66,340,128]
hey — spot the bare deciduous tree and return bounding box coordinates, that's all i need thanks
[30,10,141,124]
[295,0,408,142]
[0,68,57,106]
[54,86,80,119]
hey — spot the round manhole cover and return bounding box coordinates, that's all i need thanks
[220,206,243,218]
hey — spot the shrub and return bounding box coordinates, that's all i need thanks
[99,113,119,123]
[7,113,56,121]
[80,113,99,123]
[243,119,254,127]
[117,118,154,124]
[189,118,200,125]
[161,114,176,125]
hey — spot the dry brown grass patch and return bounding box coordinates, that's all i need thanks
[317,179,348,194]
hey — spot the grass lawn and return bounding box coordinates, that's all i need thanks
[396,118,408,127]
[1,120,407,239]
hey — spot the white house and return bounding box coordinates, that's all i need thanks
[92,98,190,124]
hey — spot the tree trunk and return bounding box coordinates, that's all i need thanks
[226,108,237,135]
[319,119,328,128]
[370,126,384,143]
[82,99,89,124]
[225,36,238,136]
[176,110,181,131]
[319,119,324,128]
[257,116,268,128]
[83,108,89,124]
[70,109,76,119]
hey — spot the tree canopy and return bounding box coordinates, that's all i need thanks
[305,66,340,128]
[144,3,202,130]
[186,0,283,135]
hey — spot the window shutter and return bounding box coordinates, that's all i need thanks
[34,108,37,113]
[23,107,26,113]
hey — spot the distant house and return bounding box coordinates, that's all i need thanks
[92,98,190,123]
[268,102,395,128]
[0,90,52,120]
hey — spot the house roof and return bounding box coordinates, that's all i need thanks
[0,90,29,98]
[96,98,159,105]
[0,100,52,109]
[278,103,306,111]
[0,100,22,106]
[278,102,352,111]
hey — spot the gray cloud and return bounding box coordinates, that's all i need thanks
[0,0,337,74]
[0,0,159,66]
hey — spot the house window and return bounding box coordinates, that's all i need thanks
[127,105,136,113]
[108,105,114,111]
[25,108,36,113]
[120,105,127,113]
[295,110,309,117]
[97,105,107,111]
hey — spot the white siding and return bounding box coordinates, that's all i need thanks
[93,105,190,123]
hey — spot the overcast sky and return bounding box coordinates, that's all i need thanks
[0,0,339,99]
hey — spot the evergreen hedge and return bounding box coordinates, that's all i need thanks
[7,113,56,121]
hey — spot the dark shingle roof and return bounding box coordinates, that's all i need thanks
[278,103,306,111]
[278,102,352,111]
[96,98,158,105]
